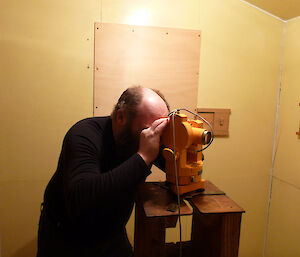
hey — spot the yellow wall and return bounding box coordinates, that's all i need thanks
[265,17,300,257]
[197,2,283,257]
[0,0,289,257]
[0,0,98,256]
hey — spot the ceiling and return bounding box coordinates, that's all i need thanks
[245,0,300,20]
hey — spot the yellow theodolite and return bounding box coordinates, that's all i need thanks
[162,112,212,195]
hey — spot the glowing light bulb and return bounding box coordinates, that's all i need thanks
[126,8,151,26]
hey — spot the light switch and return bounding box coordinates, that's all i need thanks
[197,108,231,136]
[219,118,224,126]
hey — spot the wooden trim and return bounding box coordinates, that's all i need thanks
[297,103,300,136]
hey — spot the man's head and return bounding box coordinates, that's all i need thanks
[111,86,169,159]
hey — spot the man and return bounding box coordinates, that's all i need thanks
[37,86,170,257]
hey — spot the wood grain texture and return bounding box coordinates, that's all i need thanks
[138,182,193,217]
[191,211,243,257]
[94,23,201,117]
[134,182,244,257]
[190,194,244,214]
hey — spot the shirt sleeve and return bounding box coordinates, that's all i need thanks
[61,128,151,219]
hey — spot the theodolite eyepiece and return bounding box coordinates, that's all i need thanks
[202,130,212,145]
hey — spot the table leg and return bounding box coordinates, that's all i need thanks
[134,202,167,257]
[191,211,242,257]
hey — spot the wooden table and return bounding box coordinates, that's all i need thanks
[134,181,245,257]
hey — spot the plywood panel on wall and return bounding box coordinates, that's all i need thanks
[94,22,201,116]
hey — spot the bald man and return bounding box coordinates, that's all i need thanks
[37,86,170,257]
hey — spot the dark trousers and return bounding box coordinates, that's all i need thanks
[37,208,133,257]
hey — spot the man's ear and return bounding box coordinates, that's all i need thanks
[116,109,127,126]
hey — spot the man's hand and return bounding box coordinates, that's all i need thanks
[138,118,169,166]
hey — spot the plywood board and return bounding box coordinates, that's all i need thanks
[94,22,201,116]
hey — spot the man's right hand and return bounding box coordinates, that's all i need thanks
[137,118,169,166]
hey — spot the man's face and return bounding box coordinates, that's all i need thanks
[114,117,140,159]
[114,89,169,159]
[115,111,163,159]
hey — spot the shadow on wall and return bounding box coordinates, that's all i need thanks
[10,238,37,257]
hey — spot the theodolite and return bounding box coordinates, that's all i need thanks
[162,112,212,195]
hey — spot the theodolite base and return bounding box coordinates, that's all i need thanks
[170,179,205,195]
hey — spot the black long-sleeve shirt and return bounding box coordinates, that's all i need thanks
[39,116,154,256]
